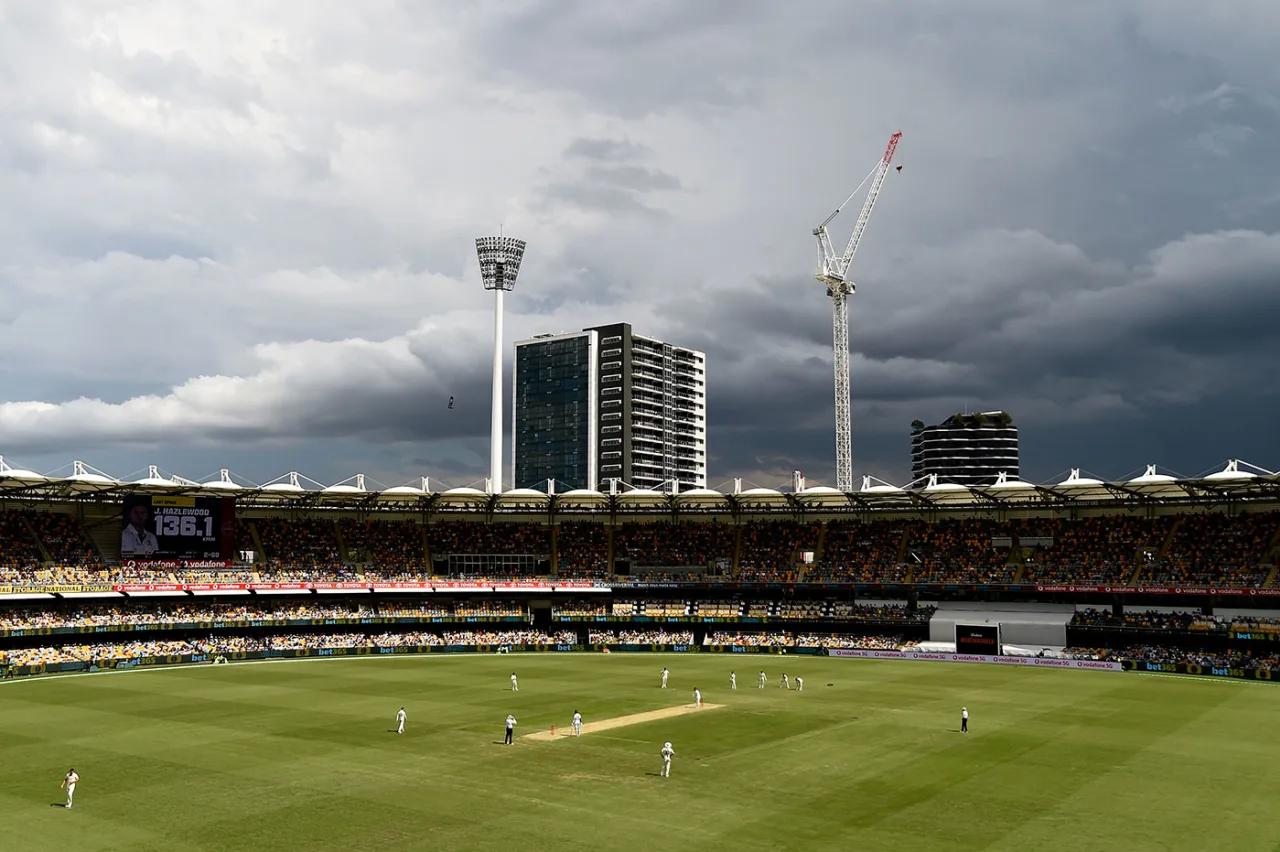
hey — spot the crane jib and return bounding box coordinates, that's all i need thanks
[810,130,902,492]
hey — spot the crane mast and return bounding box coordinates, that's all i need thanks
[813,131,901,491]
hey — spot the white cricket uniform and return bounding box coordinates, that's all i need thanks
[730,673,737,690]
[396,709,406,734]
[572,712,583,736]
[694,688,702,707]
[781,674,789,689]
[120,525,159,556]
[660,669,669,688]
[63,771,79,808]
[758,672,766,688]
[796,677,803,692]
[660,744,675,777]
[511,674,518,692]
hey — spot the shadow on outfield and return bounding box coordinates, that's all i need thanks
[49,803,66,808]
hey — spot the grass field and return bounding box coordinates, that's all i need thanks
[3,653,1279,852]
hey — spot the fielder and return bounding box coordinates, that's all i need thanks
[780,673,790,689]
[510,672,519,692]
[757,670,766,689]
[572,710,583,737]
[729,671,737,690]
[61,767,79,809]
[660,667,669,689]
[396,706,406,734]
[660,741,675,778]
[961,707,969,734]
[694,687,703,708]
[505,714,517,744]
[796,677,803,692]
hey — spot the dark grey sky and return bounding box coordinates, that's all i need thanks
[1,1,1277,488]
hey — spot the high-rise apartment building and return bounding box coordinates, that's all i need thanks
[513,323,706,491]
[910,410,1019,487]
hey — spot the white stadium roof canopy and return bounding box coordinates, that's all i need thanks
[1,457,1277,512]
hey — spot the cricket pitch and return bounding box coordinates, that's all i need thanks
[523,703,725,742]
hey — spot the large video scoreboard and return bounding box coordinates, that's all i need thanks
[954,623,1002,656]
[120,495,235,560]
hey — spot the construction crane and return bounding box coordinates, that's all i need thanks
[813,130,902,492]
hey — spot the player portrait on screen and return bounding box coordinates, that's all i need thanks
[121,502,160,556]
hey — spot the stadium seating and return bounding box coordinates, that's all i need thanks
[737,520,821,582]
[816,520,910,583]
[1138,512,1276,587]
[254,518,341,567]
[613,521,735,571]
[1017,516,1175,585]
[555,522,609,577]
[0,509,1276,592]
[340,518,425,569]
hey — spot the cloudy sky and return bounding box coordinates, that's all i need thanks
[1,1,1278,489]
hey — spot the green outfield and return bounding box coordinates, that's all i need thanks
[2,653,1278,851]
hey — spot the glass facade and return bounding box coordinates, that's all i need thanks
[513,336,593,490]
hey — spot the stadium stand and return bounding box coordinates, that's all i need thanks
[340,518,425,569]
[613,521,735,572]
[555,521,609,577]
[736,520,821,582]
[816,520,909,583]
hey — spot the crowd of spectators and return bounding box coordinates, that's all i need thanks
[0,629,578,667]
[815,520,910,583]
[453,600,525,618]
[254,518,341,567]
[1071,608,1280,634]
[555,522,609,577]
[0,511,1275,589]
[588,629,694,645]
[1067,644,1280,672]
[552,599,610,618]
[614,521,734,569]
[0,512,46,571]
[703,631,917,650]
[1071,608,1220,632]
[1017,516,1173,585]
[1140,513,1275,587]
[28,512,101,566]
[1230,615,1280,634]
[340,519,425,569]
[736,521,821,582]
[906,520,1015,584]
[427,522,548,556]
[0,599,521,631]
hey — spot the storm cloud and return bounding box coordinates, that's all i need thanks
[1,1,1278,488]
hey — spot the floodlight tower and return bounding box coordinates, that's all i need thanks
[475,235,527,493]
[813,131,901,492]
